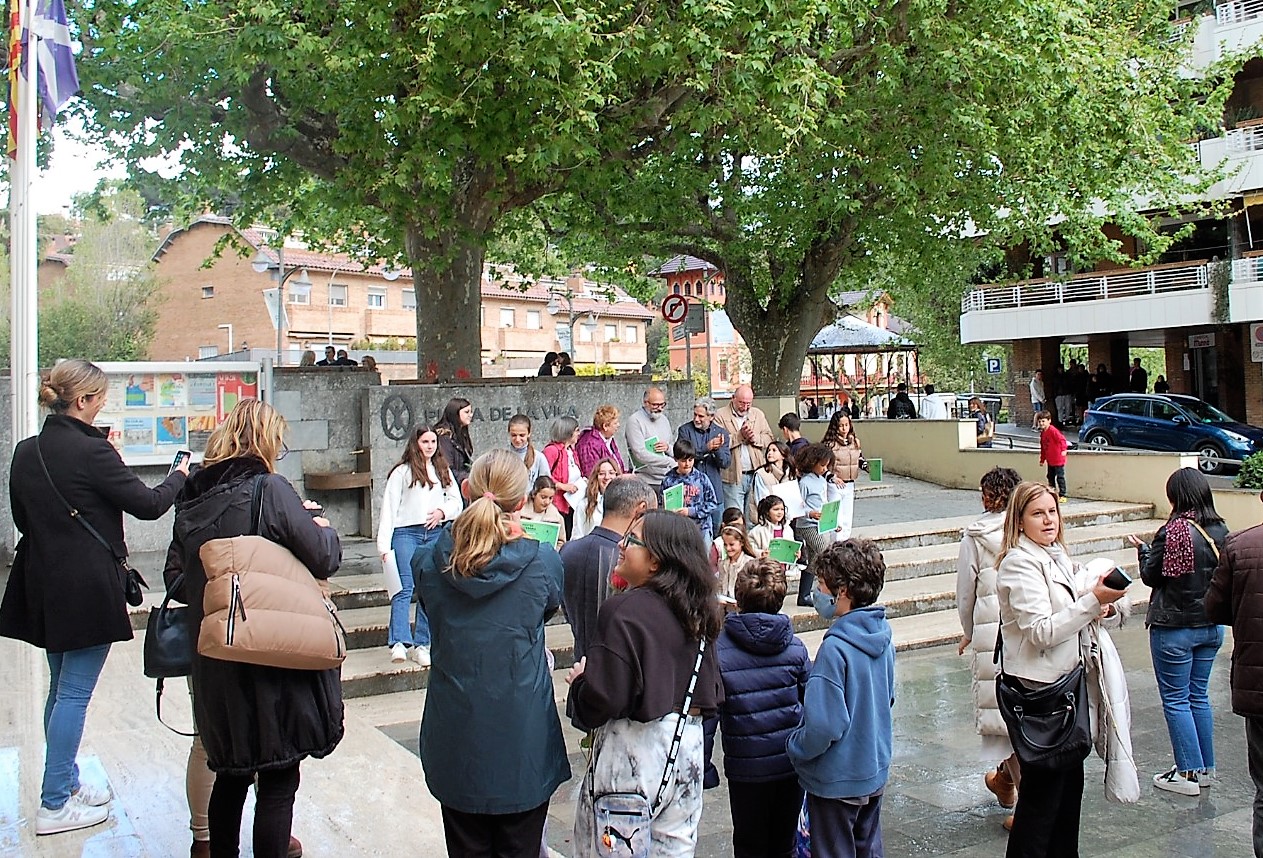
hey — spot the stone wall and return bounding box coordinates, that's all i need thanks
[364,377,695,532]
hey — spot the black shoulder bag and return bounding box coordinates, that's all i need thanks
[994,628,1092,769]
[588,638,707,858]
[33,438,148,606]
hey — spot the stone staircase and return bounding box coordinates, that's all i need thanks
[129,499,1163,700]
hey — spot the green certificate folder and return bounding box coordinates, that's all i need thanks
[644,436,659,454]
[664,483,685,511]
[767,538,802,565]
[520,519,561,548]
[818,499,840,532]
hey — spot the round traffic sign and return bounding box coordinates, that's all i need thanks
[662,294,689,324]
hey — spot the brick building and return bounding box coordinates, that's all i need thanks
[145,216,653,374]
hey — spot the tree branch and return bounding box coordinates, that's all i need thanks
[239,67,348,182]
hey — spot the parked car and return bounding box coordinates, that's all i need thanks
[1078,393,1263,474]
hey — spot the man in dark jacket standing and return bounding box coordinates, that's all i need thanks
[677,397,731,534]
[558,477,654,660]
[886,384,918,419]
[1206,519,1263,857]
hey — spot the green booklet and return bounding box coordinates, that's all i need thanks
[767,538,803,565]
[519,519,561,548]
[644,436,660,454]
[664,483,685,511]
[818,499,841,532]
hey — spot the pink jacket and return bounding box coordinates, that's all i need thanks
[574,426,626,477]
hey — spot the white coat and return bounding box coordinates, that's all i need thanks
[957,511,1011,746]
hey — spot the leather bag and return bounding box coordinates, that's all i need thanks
[994,630,1091,769]
[144,576,191,679]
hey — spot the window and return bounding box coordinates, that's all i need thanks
[328,284,348,307]
[198,345,218,359]
[625,325,639,343]
[604,324,618,340]
[480,306,486,326]
[1150,400,1181,421]
[1095,400,1119,414]
[526,310,541,330]
[718,357,729,382]
[402,289,417,310]
[579,324,594,343]
[673,283,681,295]
[367,287,387,309]
[201,285,215,299]
[287,288,309,305]
[500,308,515,327]
[1115,398,1147,417]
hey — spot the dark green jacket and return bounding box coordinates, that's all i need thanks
[414,530,571,813]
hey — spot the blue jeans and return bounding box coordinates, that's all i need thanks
[723,473,756,525]
[42,644,111,809]
[1150,624,1224,773]
[389,524,442,648]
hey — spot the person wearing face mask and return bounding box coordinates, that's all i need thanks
[786,539,895,858]
[676,398,730,535]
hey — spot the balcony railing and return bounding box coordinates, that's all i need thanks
[1224,123,1263,154]
[961,261,1210,313]
[1218,0,1263,24]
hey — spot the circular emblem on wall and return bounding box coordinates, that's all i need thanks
[380,394,414,441]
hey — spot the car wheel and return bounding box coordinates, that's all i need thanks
[1084,431,1112,449]
[1197,443,1225,475]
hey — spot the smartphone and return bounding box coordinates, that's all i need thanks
[1103,567,1132,590]
[169,449,192,475]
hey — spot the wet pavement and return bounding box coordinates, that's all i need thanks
[380,620,1255,857]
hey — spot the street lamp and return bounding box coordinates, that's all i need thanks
[251,246,312,365]
[546,288,576,358]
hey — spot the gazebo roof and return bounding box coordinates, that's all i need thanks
[808,315,918,355]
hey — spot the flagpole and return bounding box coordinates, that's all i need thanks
[9,0,39,447]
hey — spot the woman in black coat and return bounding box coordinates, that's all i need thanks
[164,399,342,858]
[435,397,475,487]
[0,359,187,836]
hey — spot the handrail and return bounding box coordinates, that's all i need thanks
[1218,0,1263,25]
[961,261,1210,313]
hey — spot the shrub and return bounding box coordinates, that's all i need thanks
[1235,452,1263,489]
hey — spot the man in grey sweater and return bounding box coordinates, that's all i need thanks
[625,386,677,502]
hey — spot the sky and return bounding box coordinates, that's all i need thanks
[30,124,127,214]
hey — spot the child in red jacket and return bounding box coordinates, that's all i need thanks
[1037,411,1068,500]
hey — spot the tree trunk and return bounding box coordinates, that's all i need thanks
[406,224,486,381]
[724,272,836,397]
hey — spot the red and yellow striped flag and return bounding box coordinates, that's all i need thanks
[6,0,21,159]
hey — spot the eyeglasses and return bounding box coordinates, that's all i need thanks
[278,443,290,461]
[621,531,646,550]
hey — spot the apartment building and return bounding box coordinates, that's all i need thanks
[960,9,1263,427]
[147,216,654,373]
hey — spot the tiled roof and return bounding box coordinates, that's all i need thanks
[649,255,719,276]
[808,314,918,353]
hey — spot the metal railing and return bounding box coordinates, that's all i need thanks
[1232,257,1263,283]
[1225,124,1263,154]
[961,261,1210,313]
[1217,0,1263,24]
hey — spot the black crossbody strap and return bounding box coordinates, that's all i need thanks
[248,473,268,536]
[652,637,707,810]
[33,437,127,565]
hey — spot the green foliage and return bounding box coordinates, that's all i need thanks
[1235,452,1263,489]
[574,363,618,378]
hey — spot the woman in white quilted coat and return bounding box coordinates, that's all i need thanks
[956,467,1023,829]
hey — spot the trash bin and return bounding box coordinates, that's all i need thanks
[868,458,882,482]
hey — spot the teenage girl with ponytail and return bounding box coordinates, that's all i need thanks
[413,449,571,856]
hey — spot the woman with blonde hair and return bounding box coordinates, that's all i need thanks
[1,359,188,836]
[414,449,570,856]
[995,481,1126,856]
[575,404,626,476]
[573,457,620,540]
[298,350,317,367]
[163,398,341,858]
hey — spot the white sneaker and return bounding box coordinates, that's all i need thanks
[72,782,111,807]
[390,643,407,663]
[410,645,431,667]
[35,800,109,835]
[1153,766,1200,796]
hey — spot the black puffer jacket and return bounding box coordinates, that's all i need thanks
[1206,523,1263,717]
[163,457,343,775]
[1137,518,1229,628]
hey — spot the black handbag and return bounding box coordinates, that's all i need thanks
[143,577,196,736]
[994,629,1092,769]
[33,437,148,606]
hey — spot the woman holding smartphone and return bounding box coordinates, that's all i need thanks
[1126,467,1228,795]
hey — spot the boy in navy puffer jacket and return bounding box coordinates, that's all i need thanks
[704,558,812,858]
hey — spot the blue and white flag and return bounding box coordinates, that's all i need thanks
[30,0,78,117]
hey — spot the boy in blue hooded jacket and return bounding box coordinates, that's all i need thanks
[787,538,895,858]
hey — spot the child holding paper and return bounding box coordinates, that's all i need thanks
[749,496,802,566]
[717,525,758,601]
[520,475,567,547]
[793,444,839,607]
[662,438,720,540]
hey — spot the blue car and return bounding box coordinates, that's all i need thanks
[1078,393,1263,474]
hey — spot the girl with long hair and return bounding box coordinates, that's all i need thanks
[996,482,1126,856]
[567,510,724,857]
[716,524,758,601]
[792,443,837,607]
[748,496,792,557]
[435,397,475,487]
[822,410,862,541]
[573,457,619,540]
[520,475,567,547]
[414,450,570,856]
[1127,467,1229,795]
[377,426,463,666]
[542,416,583,539]
[507,414,549,486]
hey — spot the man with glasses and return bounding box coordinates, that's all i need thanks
[714,384,775,523]
[676,397,730,534]
[625,386,676,502]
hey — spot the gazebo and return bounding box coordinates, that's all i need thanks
[803,314,921,417]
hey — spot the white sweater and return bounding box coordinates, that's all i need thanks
[376,462,464,553]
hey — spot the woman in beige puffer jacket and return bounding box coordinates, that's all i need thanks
[822,411,862,541]
[956,467,1022,827]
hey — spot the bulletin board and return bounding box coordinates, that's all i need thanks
[92,361,265,466]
